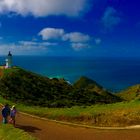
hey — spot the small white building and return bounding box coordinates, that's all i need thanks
[5,51,12,68]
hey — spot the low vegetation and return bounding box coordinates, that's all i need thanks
[1,96,140,127]
[1,67,140,127]
[0,124,36,140]
[0,67,121,107]
[117,84,140,101]
[18,100,140,127]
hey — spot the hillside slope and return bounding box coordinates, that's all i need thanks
[117,84,140,101]
[72,76,122,104]
[0,67,72,107]
[0,67,121,107]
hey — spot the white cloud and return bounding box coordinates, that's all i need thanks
[102,7,121,30]
[38,28,65,40]
[71,43,89,51]
[63,32,90,43]
[0,0,89,17]
[0,42,49,55]
[39,28,91,42]
[19,41,57,46]
[39,27,94,51]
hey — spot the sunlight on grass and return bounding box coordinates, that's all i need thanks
[1,96,140,126]
[0,124,36,140]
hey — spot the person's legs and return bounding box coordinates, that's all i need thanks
[11,116,15,126]
[3,117,8,124]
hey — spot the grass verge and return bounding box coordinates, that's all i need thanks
[0,124,36,140]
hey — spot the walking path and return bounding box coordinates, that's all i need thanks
[14,112,140,140]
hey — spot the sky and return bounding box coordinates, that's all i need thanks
[0,0,139,57]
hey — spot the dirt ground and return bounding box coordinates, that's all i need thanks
[13,113,140,140]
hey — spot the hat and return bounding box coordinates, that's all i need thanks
[12,105,15,109]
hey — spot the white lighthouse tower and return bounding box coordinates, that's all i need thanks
[5,51,12,68]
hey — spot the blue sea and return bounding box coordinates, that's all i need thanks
[1,56,140,92]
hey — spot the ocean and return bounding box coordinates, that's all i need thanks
[1,56,140,92]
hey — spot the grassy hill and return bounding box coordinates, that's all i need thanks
[0,67,72,107]
[73,76,103,89]
[72,76,122,105]
[0,67,121,107]
[117,84,140,101]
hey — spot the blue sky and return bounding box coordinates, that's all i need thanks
[0,0,139,57]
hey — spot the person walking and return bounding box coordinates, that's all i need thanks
[9,105,17,126]
[1,104,10,124]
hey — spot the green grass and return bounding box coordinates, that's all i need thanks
[0,67,121,107]
[117,84,140,101]
[1,96,140,127]
[0,67,19,76]
[0,124,36,140]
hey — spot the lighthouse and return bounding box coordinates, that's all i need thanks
[5,51,12,68]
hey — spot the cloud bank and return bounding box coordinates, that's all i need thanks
[0,0,89,17]
[0,26,101,55]
[0,43,48,55]
[39,28,90,42]
[39,27,93,51]
[0,40,58,55]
